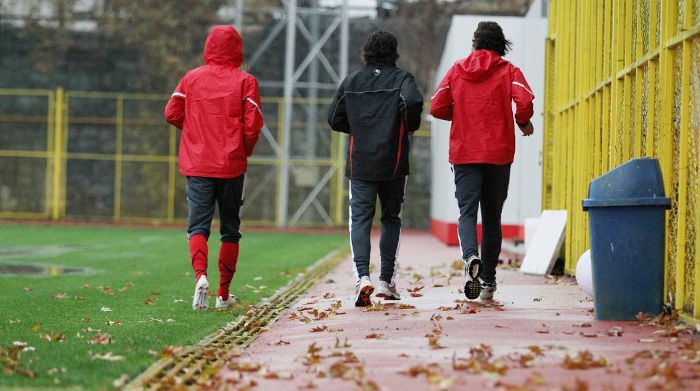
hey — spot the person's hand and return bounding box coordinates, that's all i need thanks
[518,121,534,136]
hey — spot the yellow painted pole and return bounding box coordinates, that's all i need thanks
[51,88,64,220]
[113,95,123,221]
[633,69,644,157]
[659,0,678,301]
[646,59,657,157]
[673,34,692,312]
[167,126,176,221]
[45,91,55,218]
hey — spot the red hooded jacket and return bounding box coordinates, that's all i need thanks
[164,25,263,178]
[430,50,534,165]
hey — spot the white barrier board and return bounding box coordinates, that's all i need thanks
[519,210,567,275]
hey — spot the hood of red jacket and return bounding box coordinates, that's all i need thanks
[203,25,243,67]
[455,50,506,82]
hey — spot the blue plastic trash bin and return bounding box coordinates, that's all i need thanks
[582,158,671,320]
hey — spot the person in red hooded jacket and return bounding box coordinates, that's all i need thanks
[430,21,534,301]
[164,25,263,310]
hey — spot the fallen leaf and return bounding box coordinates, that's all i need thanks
[173,299,185,303]
[322,292,335,299]
[606,327,623,337]
[88,333,113,345]
[112,374,130,388]
[106,320,122,327]
[273,338,290,345]
[310,325,328,333]
[100,307,113,312]
[40,332,65,343]
[638,338,658,343]
[144,297,156,305]
[366,333,383,339]
[363,301,385,312]
[51,293,69,300]
[561,350,607,369]
[30,323,42,333]
[533,297,542,302]
[334,337,351,349]
[397,304,416,310]
[91,352,125,361]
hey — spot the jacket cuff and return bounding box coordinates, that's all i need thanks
[516,121,530,128]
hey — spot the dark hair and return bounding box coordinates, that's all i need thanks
[360,31,399,66]
[473,21,512,56]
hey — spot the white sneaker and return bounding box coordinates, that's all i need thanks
[375,281,401,300]
[192,275,209,310]
[480,280,497,300]
[354,276,374,307]
[215,295,237,309]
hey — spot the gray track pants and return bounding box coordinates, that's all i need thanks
[349,177,406,284]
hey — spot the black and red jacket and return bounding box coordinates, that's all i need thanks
[327,65,423,181]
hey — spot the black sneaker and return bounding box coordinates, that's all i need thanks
[464,255,482,299]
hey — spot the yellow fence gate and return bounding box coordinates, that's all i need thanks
[0,88,348,227]
[544,0,700,321]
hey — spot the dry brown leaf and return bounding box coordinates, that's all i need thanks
[397,303,416,309]
[561,350,607,369]
[40,332,65,343]
[310,325,328,333]
[365,333,383,339]
[51,293,68,299]
[606,327,623,336]
[88,333,113,345]
[334,337,351,349]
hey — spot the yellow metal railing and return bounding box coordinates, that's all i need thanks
[0,88,432,227]
[544,0,700,320]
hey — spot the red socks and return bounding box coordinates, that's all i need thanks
[217,242,239,301]
[188,234,208,282]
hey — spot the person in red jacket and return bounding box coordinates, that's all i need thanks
[430,21,534,300]
[164,25,263,310]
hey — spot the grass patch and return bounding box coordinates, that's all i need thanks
[0,223,346,389]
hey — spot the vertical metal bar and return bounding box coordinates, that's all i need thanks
[305,0,320,161]
[278,0,297,226]
[659,0,677,304]
[235,0,244,32]
[633,68,644,157]
[167,126,176,221]
[674,34,692,311]
[51,88,64,220]
[334,0,349,226]
[113,95,123,221]
[646,59,657,157]
[45,91,54,218]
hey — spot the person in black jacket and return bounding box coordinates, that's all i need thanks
[328,31,423,307]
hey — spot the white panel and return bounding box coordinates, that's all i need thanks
[519,210,567,275]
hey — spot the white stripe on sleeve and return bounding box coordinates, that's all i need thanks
[244,97,263,116]
[430,85,450,100]
[512,81,534,97]
[171,92,185,98]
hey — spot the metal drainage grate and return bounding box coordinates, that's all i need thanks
[126,248,348,389]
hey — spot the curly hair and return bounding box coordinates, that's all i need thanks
[473,21,512,56]
[360,31,399,66]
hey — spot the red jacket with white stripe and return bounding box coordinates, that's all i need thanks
[430,50,534,165]
[164,25,263,178]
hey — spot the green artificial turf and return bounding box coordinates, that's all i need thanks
[0,223,346,389]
